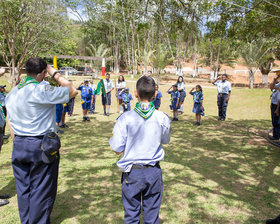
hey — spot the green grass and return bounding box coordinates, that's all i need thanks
[0,75,279,224]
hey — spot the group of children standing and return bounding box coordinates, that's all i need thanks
[73,75,205,125]
[165,76,204,125]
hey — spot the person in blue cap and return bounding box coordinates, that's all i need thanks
[212,74,231,120]
[119,87,133,112]
[167,84,180,121]
[153,84,162,110]
[189,85,205,126]
[77,80,94,121]
[0,85,8,139]
[109,76,171,224]
[5,57,78,224]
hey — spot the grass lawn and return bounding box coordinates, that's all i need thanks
[0,75,279,224]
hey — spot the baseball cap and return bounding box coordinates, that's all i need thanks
[41,132,61,164]
[172,84,178,87]
[84,79,89,82]
[0,85,6,88]
[125,87,129,91]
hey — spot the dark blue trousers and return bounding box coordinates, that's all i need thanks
[271,103,280,139]
[12,136,59,224]
[89,97,96,114]
[217,94,229,119]
[122,164,163,224]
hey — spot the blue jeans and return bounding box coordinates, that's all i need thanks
[122,164,163,224]
[12,136,59,224]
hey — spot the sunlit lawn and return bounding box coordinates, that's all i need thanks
[0,75,279,224]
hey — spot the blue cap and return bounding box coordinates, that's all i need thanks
[172,84,178,87]
[125,87,129,91]
[41,132,61,164]
[84,79,89,82]
[0,85,6,88]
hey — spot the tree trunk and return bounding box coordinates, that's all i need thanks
[209,43,214,80]
[262,73,268,84]
[259,58,274,85]
[249,70,254,89]
[214,38,222,80]
[157,70,161,85]
[193,35,198,77]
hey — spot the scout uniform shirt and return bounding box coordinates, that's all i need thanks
[78,85,93,100]
[103,79,114,92]
[109,102,171,172]
[271,83,280,105]
[214,80,231,94]
[0,92,5,107]
[6,76,69,136]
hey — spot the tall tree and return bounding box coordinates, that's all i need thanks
[0,0,68,86]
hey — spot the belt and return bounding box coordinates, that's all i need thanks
[218,93,228,96]
[131,162,160,169]
[15,135,44,139]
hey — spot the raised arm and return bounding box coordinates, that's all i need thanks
[212,76,220,85]
[47,66,78,99]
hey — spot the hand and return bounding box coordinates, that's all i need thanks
[200,106,203,111]
[225,97,229,103]
[46,65,56,76]
[275,111,279,116]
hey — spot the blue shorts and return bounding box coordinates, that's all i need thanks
[82,99,91,110]
[63,104,69,113]
[56,104,63,123]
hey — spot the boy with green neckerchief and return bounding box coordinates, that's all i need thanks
[109,76,171,223]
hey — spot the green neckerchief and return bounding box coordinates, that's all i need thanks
[0,104,6,120]
[17,76,39,89]
[134,102,155,119]
[193,91,201,102]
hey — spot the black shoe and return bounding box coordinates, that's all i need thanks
[197,122,201,126]
[194,122,198,126]
[266,214,280,224]
[60,124,69,128]
[0,195,10,199]
[172,118,176,121]
[86,117,90,121]
[0,199,9,207]
[269,136,280,141]
[56,129,64,134]
[218,117,222,120]
[3,135,9,139]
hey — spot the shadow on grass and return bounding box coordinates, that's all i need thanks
[49,114,279,224]
[163,116,279,223]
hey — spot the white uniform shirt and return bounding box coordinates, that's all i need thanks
[214,80,231,94]
[271,83,280,105]
[89,83,96,92]
[103,79,114,92]
[6,81,69,136]
[109,110,171,172]
[116,81,126,90]
[177,82,185,91]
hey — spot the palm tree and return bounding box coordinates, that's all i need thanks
[239,39,270,88]
[143,49,154,75]
[152,44,172,84]
[86,44,110,76]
